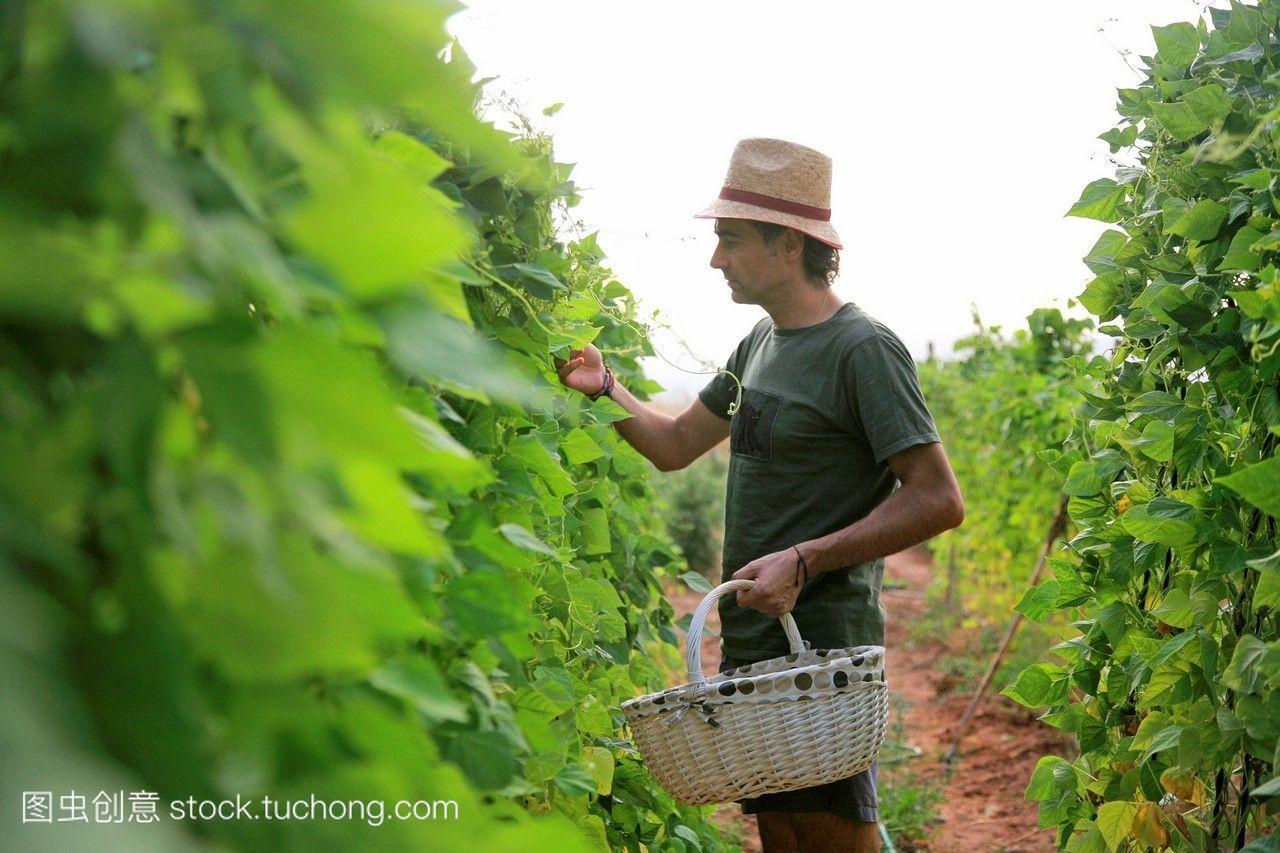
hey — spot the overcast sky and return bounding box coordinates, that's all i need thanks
[449,1,1210,401]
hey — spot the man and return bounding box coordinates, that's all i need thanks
[556,138,964,852]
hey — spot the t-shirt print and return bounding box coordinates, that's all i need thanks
[730,388,782,460]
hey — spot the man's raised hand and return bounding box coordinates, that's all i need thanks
[554,344,607,397]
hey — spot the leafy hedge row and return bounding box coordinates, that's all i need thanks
[1011,3,1280,849]
[0,2,730,850]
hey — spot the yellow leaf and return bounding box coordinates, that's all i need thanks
[1161,768,1208,807]
[1132,802,1170,848]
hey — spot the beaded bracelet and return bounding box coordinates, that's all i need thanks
[588,365,615,401]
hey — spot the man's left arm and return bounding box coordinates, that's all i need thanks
[733,441,964,617]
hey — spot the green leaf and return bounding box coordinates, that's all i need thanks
[445,571,538,640]
[1252,776,1280,798]
[1026,755,1079,800]
[368,656,469,723]
[673,825,704,851]
[577,815,609,850]
[1080,274,1122,318]
[1083,231,1132,275]
[1015,580,1063,622]
[679,571,712,593]
[375,129,454,182]
[507,434,576,498]
[1065,461,1107,496]
[1152,588,1194,628]
[1120,498,1208,549]
[1221,225,1264,271]
[580,507,612,556]
[1003,663,1071,707]
[1238,833,1280,852]
[499,522,558,557]
[286,126,471,299]
[1224,635,1275,694]
[1230,168,1272,190]
[1096,801,1137,852]
[1067,179,1127,222]
[496,263,567,300]
[1152,21,1200,67]
[575,695,614,737]
[561,428,606,465]
[1139,661,1191,709]
[1135,420,1174,462]
[1182,84,1232,123]
[1205,43,1265,67]
[1236,694,1280,743]
[1166,199,1229,241]
[588,396,631,424]
[442,730,517,791]
[1065,821,1109,853]
[1140,724,1184,761]
[553,763,598,797]
[1152,100,1209,141]
[531,667,576,714]
[1128,391,1185,422]
[1248,547,1280,572]
[385,309,548,406]
[1132,711,1172,751]
[1099,126,1139,153]
[1096,602,1132,647]
[1255,571,1280,610]
[181,537,425,681]
[579,746,614,795]
[1218,457,1280,517]
[1147,629,1198,669]
[1064,452,1125,497]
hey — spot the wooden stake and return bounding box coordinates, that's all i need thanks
[943,495,1070,766]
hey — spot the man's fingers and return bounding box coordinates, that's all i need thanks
[555,357,584,379]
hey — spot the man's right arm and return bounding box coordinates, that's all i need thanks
[608,379,729,471]
[555,344,729,471]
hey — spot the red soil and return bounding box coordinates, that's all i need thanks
[664,546,1071,852]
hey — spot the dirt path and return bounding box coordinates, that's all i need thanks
[665,547,1070,852]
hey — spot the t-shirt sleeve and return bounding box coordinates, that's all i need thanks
[697,353,741,421]
[842,329,941,465]
[697,329,756,420]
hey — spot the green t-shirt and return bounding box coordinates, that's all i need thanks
[698,301,941,661]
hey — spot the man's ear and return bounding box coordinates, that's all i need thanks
[785,228,806,262]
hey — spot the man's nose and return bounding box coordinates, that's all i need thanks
[709,247,726,270]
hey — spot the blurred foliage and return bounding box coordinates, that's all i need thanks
[654,450,727,580]
[0,2,734,850]
[917,307,1090,624]
[1009,3,1280,849]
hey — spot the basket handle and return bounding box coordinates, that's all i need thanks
[686,579,805,685]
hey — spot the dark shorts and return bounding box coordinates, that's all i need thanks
[719,654,878,824]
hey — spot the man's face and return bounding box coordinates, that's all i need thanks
[709,218,790,305]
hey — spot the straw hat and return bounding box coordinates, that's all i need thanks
[694,138,843,250]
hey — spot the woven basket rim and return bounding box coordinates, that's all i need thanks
[620,645,886,716]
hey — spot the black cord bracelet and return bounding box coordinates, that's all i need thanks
[792,545,809,588]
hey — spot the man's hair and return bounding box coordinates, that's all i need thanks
[750,221,840,288]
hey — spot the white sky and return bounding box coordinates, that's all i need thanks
[449,1,1212,401]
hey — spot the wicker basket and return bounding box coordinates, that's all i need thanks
[620,579,889,806]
